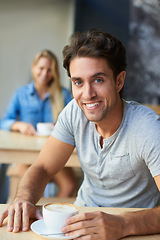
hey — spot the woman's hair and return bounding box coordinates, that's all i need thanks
[32,50,64,121]
[63,29,127,97]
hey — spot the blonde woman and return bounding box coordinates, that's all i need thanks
[1,50,77,197]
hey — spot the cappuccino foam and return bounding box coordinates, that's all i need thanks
[45,203,77,213]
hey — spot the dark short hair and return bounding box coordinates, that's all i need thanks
[63,29,127,97]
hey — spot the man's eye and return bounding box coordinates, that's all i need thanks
[75,81,82,86]
[95,78,103,83]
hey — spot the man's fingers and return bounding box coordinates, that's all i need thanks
[22,204,30,231]
[65,225,99,237]
[34,209,43,220]
[66,211,98,224]
[0,200,39,233]
[13,207,24,233]
[63,212,98,234]
[7,208,15,232]
[63,211,108,239]
[76,233,98,240]
[0,209,8,227]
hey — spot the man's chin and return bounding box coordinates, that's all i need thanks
[84,114,102,122]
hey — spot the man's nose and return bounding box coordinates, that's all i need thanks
[83,84,96,99]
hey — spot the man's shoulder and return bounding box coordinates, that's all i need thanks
[60,99,88,127]
[63,99,82,118]
[125,100,158,117]
[124,100,160,129]
[65,98,79,110]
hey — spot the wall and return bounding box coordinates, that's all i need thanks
[74,0,160,104]
[123,0,160,104]
[74,0,130,48]
[0,0,75,117]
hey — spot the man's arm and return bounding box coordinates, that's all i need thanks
[62,175,160,239]
[16,135,75,203]
[0,136,74,232]
[61,207,160,240]
[121,174,160,237]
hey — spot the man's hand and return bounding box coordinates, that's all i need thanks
[62,211,126,240]
[0,199,42,232]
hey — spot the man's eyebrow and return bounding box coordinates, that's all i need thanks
[71,72,106,81]
[70,77,81,82]
[92,72,106,78]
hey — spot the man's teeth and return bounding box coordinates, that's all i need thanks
[86,102,99,107]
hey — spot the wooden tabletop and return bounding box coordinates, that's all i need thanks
[0,130,80,167]
[143,104,160,115]
[0,204,160,239]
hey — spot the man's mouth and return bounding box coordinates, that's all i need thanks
[85,102,100,108]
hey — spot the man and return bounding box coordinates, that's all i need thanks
[0,29,160,239]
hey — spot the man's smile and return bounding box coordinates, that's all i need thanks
[84,101,101,109]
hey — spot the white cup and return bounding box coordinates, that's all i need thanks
[37,122,54,136]
[42,202,79,234]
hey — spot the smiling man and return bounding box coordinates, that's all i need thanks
[1,29,160,239]
[69,57,125,140]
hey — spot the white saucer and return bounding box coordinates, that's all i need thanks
[36,132,50,137]
[31,219,80,239]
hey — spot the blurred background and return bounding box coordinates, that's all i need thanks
[0,0,160,118]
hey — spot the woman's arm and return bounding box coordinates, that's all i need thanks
[11,121,36,135]
[1,91,20,130]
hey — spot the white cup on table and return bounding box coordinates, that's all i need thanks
[42,202,79,234]
[36,122,54,136]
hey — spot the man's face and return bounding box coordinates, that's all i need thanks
[70,57,123,123]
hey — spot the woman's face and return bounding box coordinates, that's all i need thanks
[32,57,53,87]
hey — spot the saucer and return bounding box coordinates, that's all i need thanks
[31,219,80,239]
[36,132,50,137]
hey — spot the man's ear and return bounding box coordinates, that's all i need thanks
[116,71,126,93]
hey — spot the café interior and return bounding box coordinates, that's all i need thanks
[0,0,160,239]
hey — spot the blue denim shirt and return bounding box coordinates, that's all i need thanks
[0,82,72,130]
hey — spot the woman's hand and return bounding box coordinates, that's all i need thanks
[11,122,37,135]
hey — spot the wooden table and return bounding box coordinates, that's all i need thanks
[0,130,80,167]
[1,204,160,239]
[0,130,81,203]
[143,104,160,115]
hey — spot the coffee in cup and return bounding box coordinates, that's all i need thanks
[43,202,79,234]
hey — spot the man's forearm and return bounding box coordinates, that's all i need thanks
[123,207,160,237]
[15,165,50,204]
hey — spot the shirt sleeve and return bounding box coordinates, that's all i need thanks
[0,90,20,130]
[136,113,160,178]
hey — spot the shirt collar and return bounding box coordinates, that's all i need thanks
[28,81,36,95]
[28,81,50,99]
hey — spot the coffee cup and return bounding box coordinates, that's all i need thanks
[37,122,54,136]
[42,202,79,234]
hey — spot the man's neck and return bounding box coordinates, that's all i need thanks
[95,98,124,140]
